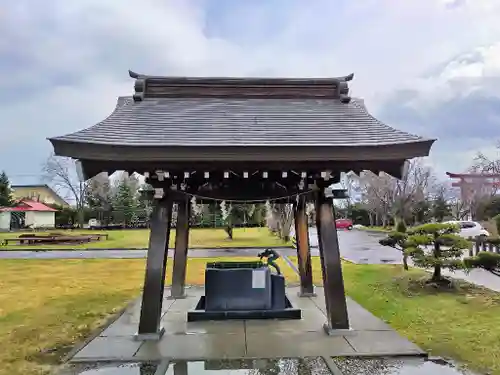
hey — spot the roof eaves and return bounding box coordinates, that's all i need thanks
[47,96,132,144]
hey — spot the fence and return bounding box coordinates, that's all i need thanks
[469,237,500,256]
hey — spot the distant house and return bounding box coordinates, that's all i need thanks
[0,200,58,230]
[11,184,69,207]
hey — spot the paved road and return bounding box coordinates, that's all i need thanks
[336,229,402,264]
[0,247,296,259]
[0,230,398,262]
[1,229,499,291]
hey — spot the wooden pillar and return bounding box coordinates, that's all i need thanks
[170,197,191,299]
[315,187,350,333]
[294,195,315,297]
[135,195,173,341]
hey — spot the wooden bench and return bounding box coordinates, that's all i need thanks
[89,233,109,240]
[1,233,109,246]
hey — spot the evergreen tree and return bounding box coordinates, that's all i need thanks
[136,183,154,222]
[112,178,138,225]
[413,200,432,224]
[0,171,13,207]
[432,194,451,222]
[380,222,471,284]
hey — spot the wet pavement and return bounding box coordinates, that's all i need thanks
[67,285,424,363]
[58,357,481,375]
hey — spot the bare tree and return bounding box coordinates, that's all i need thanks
[357,171,394,226]
[427,179,454,201]
[42,154,87,225]
[391,158,432,222]
[356,158,433,226]
[336,172,360,210]
[466,145,500,219]
[472,141,500,176]
[265,202,294,241]
[86,172,111,207]
[449,196,469,220]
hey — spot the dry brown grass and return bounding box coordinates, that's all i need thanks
[1,257,275,375]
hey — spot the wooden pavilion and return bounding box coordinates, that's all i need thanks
[49,70,435,340]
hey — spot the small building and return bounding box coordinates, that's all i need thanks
[48,70,435,339]
[0,200,58,230]
[11,184,69,207]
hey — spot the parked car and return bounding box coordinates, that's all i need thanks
[444,220,489,238]
[335,218,354,230]
[290,219,353,248]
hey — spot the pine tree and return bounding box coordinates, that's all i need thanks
[112,178,138,225]
[380,222,471,284]
[0,171,13,207]
[432,194,451,222]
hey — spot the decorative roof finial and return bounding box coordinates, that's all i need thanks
[129,70,140,79]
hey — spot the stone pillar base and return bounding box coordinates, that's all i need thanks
[134,326,165,341]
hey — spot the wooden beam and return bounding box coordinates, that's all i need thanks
[170,197,191,299]
[294,195,315,297]
[315,187,350,332]
[135,196,173,340]
[79,159,409,180]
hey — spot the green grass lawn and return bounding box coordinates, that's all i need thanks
[286,256,500,375]
[356,225,391,232]
[2,256,500,375]
[0,256,274,375]
[0,227,290,250]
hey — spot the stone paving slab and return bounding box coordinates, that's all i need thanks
[245,331,356,358]
[344,330,422,355]
[136,333,248,360]
[69,286,426,362]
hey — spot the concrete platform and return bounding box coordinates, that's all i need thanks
[68,286,425,362]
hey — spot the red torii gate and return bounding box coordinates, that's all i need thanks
[446,172,500,205]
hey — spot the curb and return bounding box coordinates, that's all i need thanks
[354,228,390,234]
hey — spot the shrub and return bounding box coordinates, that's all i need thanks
[380,222,471,283]
[464,251,500,276]
[379,231,410,270]
[494,214,500,236]
[395,220,407,233]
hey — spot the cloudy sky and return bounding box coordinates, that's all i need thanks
[2,0,500,185]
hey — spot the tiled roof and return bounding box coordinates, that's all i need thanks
[50,95,431,147]
[0,200,57,212]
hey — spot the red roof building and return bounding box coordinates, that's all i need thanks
[0,200,58,230]
[0,200,58,212]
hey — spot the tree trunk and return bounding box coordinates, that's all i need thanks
[77,204,85,228]
[225,225,233,239]
[431,265,442,281]
[431,241,442,281]
[382,215,387,227]
[402,253,409,271]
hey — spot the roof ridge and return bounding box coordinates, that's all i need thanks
[128,71,354,103]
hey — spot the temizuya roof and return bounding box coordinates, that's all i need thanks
[49,71,435,165]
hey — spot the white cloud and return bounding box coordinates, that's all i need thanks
[2,0,500,183]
